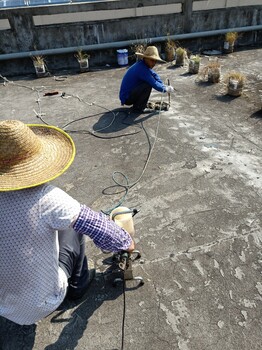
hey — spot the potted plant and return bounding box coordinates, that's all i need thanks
[224,32,238,53]
[130,42,147,61]
[75,50,90,72]
[188,55,201,74]
[164,36,176,62]
[199,60,221,83]
[224,71,245,97]
[175,47,187,66]
[208,61,221,83]
[32,55,46,77]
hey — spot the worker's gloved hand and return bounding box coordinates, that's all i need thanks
[165,85,175,93]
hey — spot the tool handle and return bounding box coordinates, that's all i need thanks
[111,208,139,221]
[132,209,140,217]
[167,78,171,105]
[111,210,133,221]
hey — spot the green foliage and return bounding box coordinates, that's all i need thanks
[176,47,186,56]
[32,55,45,66]
[189,55,201,63]
[224,71,245,84]
[75,50,90,61]
[225,32,238,44]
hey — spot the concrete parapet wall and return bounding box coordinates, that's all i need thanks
[193,0,262,11]
[0,0,261,75]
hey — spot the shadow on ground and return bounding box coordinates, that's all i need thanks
[0,267,125,350]
[92,108,157,134]
[250,108,262,119]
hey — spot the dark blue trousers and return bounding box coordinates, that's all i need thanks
[58,229,88,298]
[124,82,152,111]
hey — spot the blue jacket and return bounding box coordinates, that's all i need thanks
[119,60,166,105]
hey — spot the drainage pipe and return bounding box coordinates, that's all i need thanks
[0,24,261,61]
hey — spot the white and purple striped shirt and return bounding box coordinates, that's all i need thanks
[73,205,132,252]
[0,184,132,325]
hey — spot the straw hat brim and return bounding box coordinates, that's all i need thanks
[0,124,75,191]
[135,52,166,63]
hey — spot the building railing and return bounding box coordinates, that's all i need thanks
[1,0,262,9]
[0,0,261,70]
[0,0,101,7]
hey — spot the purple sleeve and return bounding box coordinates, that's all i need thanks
[72,205,133,252]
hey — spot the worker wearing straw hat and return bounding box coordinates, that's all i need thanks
[119,45,175,113]
[0,120,135,326]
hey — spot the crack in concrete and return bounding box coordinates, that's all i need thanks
[225,123,262,151]
[148,227,259,265]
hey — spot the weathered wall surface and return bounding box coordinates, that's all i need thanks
[0,0,261,75]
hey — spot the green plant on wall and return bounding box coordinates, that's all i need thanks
[165,35,176,50]
[164,33,176,62]
[75,49,90,72]
[31,55,46,77]
[224,32,239,53]
[75,50,90,61]
[130,41,147,61]
[32,55,45,67]
[225,32,238,44]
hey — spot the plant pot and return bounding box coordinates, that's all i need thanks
[165,47,175,62]
[189,60,200,74]
[34,63,46,77]
[176,53,185,66]
[227,79,243,97]
[208,67,221,83]
[78,58,89,72]
[223,41,234,54]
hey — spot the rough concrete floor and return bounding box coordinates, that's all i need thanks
[0,47,262,350]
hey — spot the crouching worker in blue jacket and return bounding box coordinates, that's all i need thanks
[119,46,175,113]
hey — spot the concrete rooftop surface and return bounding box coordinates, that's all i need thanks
[0,46,262,350]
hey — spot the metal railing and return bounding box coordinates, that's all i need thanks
[0,0,99,7]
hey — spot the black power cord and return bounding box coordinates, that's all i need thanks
[121,280,126,350]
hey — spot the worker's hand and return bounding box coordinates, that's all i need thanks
[165,85,175,93]
[126,238,135,252]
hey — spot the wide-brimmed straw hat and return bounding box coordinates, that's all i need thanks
[0,120,75,191]
[135,46,166,63]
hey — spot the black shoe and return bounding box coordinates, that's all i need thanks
[130,106,154,114]
[67,268,96,301]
